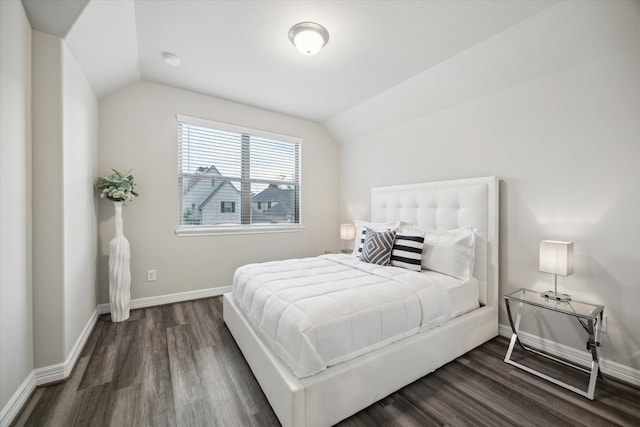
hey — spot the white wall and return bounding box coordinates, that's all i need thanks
[98,81,338,303]
[330,0,640,370]
[32,31,98,367]
[0,0,33,414]
[32,30,65,367]
[61,41,98,356]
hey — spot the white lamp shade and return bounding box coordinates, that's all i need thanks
[340,223,356,241]
[539,240,574,276]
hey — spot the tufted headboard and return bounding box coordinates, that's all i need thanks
[371,177,499,308]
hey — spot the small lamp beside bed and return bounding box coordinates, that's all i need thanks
[540,240,574,302]
[340,223,356,253]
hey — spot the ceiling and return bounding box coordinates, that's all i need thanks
[22,0,558,123]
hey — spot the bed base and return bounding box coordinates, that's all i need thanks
[224,293,497,427]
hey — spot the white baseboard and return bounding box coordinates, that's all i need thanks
[0,371,35,427]
[498,324,640,387]
[97,286,232,314]
[0,309,98,427]
[34,309,98,385]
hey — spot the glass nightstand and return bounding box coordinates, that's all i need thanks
[504,288,604,400]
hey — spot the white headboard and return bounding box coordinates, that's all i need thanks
[371,177,499,308]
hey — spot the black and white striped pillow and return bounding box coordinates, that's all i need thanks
[391,234,425,271]
[355,227,368,257]
[361,230,396,265]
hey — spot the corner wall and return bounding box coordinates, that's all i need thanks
[62,38,98,356]
[330,0,640,372]
[32,30,66,367]
[32,31,98,368]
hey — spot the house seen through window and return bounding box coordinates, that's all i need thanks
[177,115,301,231]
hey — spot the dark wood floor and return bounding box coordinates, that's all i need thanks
[13,297,640,427]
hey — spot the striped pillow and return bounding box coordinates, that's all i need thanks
[361,230,396,265]
[391,234,425,271]
[355,227,368,257]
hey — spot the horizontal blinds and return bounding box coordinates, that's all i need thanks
[177,116,301,227]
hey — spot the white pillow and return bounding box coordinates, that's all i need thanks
[398,221,427,234]
[422,226,476,281]
[352,219,400,257]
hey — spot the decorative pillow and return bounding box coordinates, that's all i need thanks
[390,233,425,271]
[422,226,476,281]
[352,220,400,257]
[361,229,396,266]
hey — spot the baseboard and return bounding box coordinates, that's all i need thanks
[0,371,35,427]
[498,324,640,387]
[97,286,232,314]
[0,309,98,427]
[34,308,98,385]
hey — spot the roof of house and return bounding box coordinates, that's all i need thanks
[253,186,294,209]
[186,165,222,193]
[198,179,239,211]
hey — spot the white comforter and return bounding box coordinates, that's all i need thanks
[232,254,452,378]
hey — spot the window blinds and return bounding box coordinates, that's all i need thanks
[177,115,301,228]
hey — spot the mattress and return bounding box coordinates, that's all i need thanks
[232,253,478,378]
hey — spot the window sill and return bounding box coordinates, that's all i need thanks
[175,224,305,237]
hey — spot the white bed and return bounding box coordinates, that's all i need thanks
[223,176,499,427]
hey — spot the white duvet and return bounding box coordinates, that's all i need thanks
[232,253,452,378]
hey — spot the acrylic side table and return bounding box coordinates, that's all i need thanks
[504,288,604,400]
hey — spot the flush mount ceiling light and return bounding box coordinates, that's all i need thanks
[288,22,329,56]
[162,52,181,66]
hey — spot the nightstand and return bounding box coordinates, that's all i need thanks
[324,249,351,254]
[504,288,604,399]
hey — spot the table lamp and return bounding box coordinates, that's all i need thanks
[340,224,356,253]
[539,240,574,302]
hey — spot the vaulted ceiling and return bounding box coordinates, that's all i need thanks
[22,0,558,122]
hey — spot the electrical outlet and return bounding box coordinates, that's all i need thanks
[601,314,607,333]
[147,269,157,282]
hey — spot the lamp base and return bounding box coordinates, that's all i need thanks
[541,290,572,302]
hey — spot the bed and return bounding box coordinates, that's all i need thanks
[223,176,499,427]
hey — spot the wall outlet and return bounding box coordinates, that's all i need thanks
[601,314,607,333]
[147,269,157,282]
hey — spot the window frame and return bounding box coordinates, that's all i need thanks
[175,114,304,237]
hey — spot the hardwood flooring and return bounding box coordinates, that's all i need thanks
[13,297,640,427]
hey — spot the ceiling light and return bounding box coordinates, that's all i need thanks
[288,22,329,56]
[163,52,181,66]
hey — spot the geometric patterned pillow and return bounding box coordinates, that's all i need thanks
[361,229,396,266]
[390,234,425,271]
[352,220,400,257]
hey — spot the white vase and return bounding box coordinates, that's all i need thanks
[109,201,131,322]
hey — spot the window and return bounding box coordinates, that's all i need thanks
[220,201,235,213]
[177,115,302,234]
